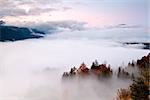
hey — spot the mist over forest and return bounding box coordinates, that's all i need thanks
[0,0,149,100]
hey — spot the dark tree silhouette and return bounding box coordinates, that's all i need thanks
[130,77,149,100]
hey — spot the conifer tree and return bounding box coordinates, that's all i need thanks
[130,77,149,100]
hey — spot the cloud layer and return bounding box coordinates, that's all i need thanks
[0,38,148,100]
[0,0,148,29]
[33,21,87,32]
[0,0,68,18]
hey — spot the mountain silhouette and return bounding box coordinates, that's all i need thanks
[0,25,46,41]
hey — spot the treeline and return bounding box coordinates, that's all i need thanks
[62,60,137,80]
[116,53,150,100]
[62,53,150,100]
[62,60,113,79]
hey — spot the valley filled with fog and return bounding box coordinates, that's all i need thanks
[0,0,149,99]
[0,29,149,100]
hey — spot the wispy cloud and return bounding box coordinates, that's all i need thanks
[24,20,87,33]
[0,0,148,28]
[0,0,70,18]
[105,24,141,29]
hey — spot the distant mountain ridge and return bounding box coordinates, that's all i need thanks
[0,25,46,41]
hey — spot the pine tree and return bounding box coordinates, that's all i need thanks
[130,77,149,100]
[94,59,99,66]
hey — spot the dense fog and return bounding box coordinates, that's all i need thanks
[0,31,149,100]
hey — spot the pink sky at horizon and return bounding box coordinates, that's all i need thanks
[0,0,148,28]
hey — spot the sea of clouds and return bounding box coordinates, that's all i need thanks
[0,29,149,100]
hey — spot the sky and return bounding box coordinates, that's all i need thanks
[0,0,149,28]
